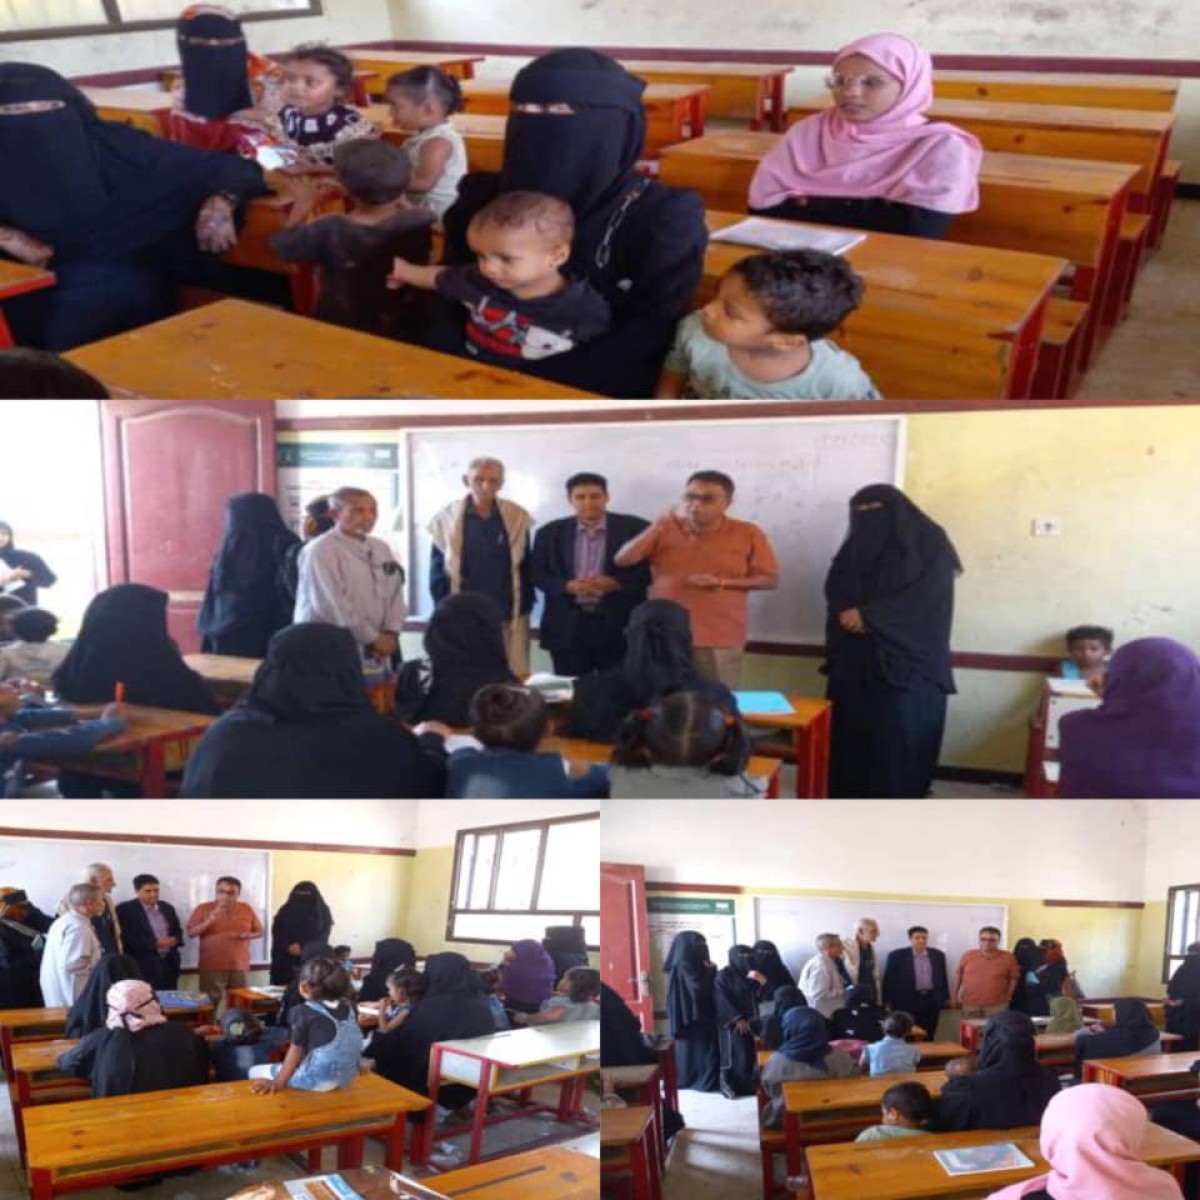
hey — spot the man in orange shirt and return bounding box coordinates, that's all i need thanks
[614,470,779,687]
[953,926,1019,1019]
[186,876,263,1007]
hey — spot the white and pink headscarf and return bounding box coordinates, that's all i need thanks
[748,32,982,214]
[105,980,167,1033]
[986,1084,1184,1200]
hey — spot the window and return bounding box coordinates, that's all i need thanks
[1163,883,1200,982]
[1,0,320,43]
[448,812,600,949]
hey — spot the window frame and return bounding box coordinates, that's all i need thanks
[446,811,600,950]
[0,1,321,45]
[1163,882,1200,983]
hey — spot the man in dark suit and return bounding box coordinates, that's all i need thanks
[115,873,184,990]
[532,473,651,676]
[882,925,950,1041]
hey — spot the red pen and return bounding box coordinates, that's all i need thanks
[114,682,125,703]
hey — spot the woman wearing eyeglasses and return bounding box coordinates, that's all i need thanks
[749,33,982,239]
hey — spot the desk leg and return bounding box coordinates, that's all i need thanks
[784,1111,802,1181]
[769,76,786,132]
[16,1068,32,1166]
[749,77,768,131]
[660,1049,679,1116]
[0,1026,13,1083]
[30,1167,54,1200]
[336,1135,365,1169]
[141,740,168,799]
[630,1127,659,1200]
[794,709,831,800]
[415,1045,443,1167]
[0,310,13,350]
[383,1114,406,1172]
[306,1147,322,1173]
[467,1067,492,1165]
[556,1077,575,1122]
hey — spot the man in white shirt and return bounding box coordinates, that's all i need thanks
[57,862,122,955]
[798,933,850,1020]
[40,883,104,1006]
[295,487,407,663]
[842,917,882,1004]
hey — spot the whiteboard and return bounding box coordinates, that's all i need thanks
[754,894,1008,988]
[0,835,271,970]
[404,417,904,643]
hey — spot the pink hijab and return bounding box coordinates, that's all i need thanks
[748,32,981,214]
[986,1084,1183,1200]
[105,980,167,1033]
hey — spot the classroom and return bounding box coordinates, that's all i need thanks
[0,0,1196,400]
[3,396,1198,799]
[0,798,601,1199]
[600,798,1200,1199]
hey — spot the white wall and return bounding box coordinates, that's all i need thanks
[1143,804,1200,896]
[601,798,1150,902]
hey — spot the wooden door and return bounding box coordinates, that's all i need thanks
[100,401,276,653]
[601,861,654,1031]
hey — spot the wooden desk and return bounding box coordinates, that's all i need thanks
[374,108,508,172]
[183,653,396,714]
[933,69,1180,112]
[223,985,286,1015]
[619,60,792,130]
[540,735,783,798]
[600,1105,660,1200]
[661,134,1136,372]
[67,298,599,400]
[30,704,217,798]
[24,1073,430,1199]
[783,1072,946,1176]
[79,86,169,136]
[1023,676,1100,798]
[737,694,832,798]
[417,1025,601,1168]
[458,79,708,156]
[1081,1000,1168,1028]
[348,49,485,95]
[805,1123,1200,1200]
[1082,1051,1200,1097]
[11,1040,90,1166]
[0,260,57,347]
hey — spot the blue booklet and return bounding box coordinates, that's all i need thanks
[154,990,204,1008]
[733,691,794,715]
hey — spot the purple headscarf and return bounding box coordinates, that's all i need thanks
[499,939,556,1006]
[1059,637,1200,798]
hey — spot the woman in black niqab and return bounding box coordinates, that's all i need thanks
[1010,937,1047,1016]
[1167,945,1200,1052]
[824,484,961,798]
[269,883,334,985]
[714,944,762,1098]
[181,624,447,798]
[664,929,720,1092]
[752,940,796,1002]
[0,521,57,607]
[0,63,273,352]
[177,6,254,121]
[936,1010,1060,1131]
[197,492,299,657]
[359,937,417,1002]
[1074,998,1161,1079]
[433,49,708,398]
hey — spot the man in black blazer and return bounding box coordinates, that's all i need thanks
[115,874,184,990]
[532,473,651,676]
[882,925,950,1042]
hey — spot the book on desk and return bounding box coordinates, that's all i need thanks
[285,1175,447,1200]
[934,1142,1034,1176]
[709,217,866,255]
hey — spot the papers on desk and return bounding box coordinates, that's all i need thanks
[733,691,794,715]
[284,1176,363,1200]
[525,672,575,703]
[154,990,206,1008]
[934,1143,1034,1176]
[709,217,866,255]
[1045,676,1096,698]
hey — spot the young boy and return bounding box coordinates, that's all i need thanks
[0,608,68,682]
[270,139,435,335]
[387,190,611,364]
[513,967,601,1026]
[0,684,125,798]
[655,249,881,400]
[862,1011,922,1076]
[854,1081,933,1142]
[1061,624,1113,690]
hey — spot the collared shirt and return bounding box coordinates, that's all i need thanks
[573,517,608,608]
[141,901,170,954]
[642,515,779,649]
[956,949,1019,1008]
[913,950,933,991]
[186,901,263,973]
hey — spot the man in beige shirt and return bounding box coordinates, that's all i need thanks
[953,926,1019,1018]
[186,876,263,1007]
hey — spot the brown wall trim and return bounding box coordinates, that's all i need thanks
[645,882,744,894]
[1042,899,1145,909]
[349,41,1200,76]
[0,827,416,857]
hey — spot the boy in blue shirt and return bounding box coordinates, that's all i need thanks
[1061,625,1113,691]
[0,684,126,797]
[862,1010,921,1076]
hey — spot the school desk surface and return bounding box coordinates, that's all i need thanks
[1082,1050,1200,1095]
[619,60,793,130]
[932,69,1180,111]
[66,299,600,400]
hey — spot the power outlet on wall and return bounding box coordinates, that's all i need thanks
[1031,517,1062,536]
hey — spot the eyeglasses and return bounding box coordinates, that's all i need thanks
[215,887,238,895]
[825,73,893,92]
[683,492,724,505]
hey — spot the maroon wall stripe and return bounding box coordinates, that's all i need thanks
[0,827,416,856]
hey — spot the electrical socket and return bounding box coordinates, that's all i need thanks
[1031,518,1062,536]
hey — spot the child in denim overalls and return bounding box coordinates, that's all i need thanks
[250,955,360,1093]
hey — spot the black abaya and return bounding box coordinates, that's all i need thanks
[664,930,720,1092]
[0,901,54,1008]
[58,1022,209,1099]
[751,941,796,1004]
[359,938,417,1003]
[1074,998,1160,1078]
[824,484,961,799]
[0,523,56,607]
[269,883,334,985]
[713,946,761,1098]
[1167,953,1200,1052]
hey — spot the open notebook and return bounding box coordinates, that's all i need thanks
[709,218,866,255]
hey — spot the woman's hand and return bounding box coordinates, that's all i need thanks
[839,607,866,633]
[195,194,239,254]
[0,226,54,267]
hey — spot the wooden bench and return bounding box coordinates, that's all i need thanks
[0,260,57,347]
[435,1145,601,1198]
[66,298,599,400]
[660,133,1137,374]
[602,1064,664,1174]
[932,69,1180,112]
[1150,159,1182,248]
[619,60,792,130]
[24,1073,430,1199]
[1032,297,1089,399]
[600,1105,660,1200]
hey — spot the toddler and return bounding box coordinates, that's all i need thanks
[514,967,601,1026]
[388,190,610,363]
[276,43,379,167]
[862,1011,921,1076]
[656,249,881,400]
[855,1081,933,1142]
[1062,624,1113,691]
[375,967,425,1034]
[385,66,468,218]
[0,607,68,682]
